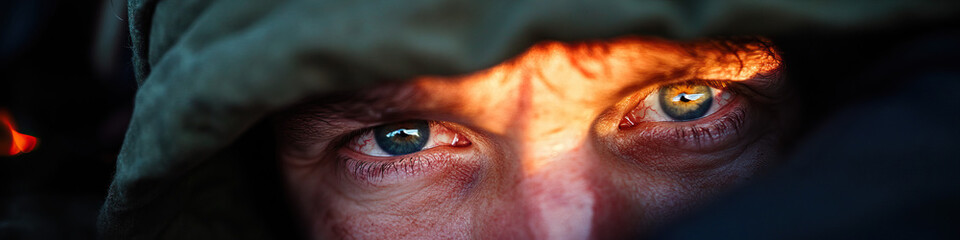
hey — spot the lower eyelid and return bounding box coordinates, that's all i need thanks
[336,148,462,187]
[622,97,751,152]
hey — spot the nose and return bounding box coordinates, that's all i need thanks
[518,141,607,240]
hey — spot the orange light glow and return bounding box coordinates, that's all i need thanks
[410,36,782,139]
[1,110,38,156]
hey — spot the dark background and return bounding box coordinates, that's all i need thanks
[1,0,133,239]
[1,0,958,239]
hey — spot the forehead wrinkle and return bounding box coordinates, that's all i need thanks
[523,41,618,101]
[563,40,615,81]
[601,37,782,99]
[516,42,620,102]
[278,36,783,150]
[683,37,783,81]
[403,63,526,137]
[553,38,700,106]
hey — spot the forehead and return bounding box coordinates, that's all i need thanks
[288,36,780,139]
[402,37,779,135]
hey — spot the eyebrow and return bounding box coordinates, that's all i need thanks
[287,94,406,124]
[278,82,426,142]
[278,99,387,149]
[280,37,783,132]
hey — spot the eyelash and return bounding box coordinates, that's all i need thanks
[619,80,752,150]
[336,153,447,184]
[333,80,757,183]
[621,81,733,125]
[346,121,467,157]
[336,122,469,184]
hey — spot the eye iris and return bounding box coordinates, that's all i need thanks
[373,120,430,156]
[658,84,713,121]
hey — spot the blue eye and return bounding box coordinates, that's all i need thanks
[373,120,431,156]
[347,120,471,157]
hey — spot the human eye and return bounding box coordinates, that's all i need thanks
[340,120,473,184]
[620,81,734,125]
[614,78,779,161]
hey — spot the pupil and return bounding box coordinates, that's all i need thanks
[373,120,430,156]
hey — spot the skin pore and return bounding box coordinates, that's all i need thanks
[277,36,785,239]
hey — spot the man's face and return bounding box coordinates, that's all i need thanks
[277,36,785,239]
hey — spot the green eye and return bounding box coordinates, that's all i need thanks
[373,120,430,156]
[658,84,713,121]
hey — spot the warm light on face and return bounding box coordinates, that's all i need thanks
[278,36,787,239]
[1,110,38,156]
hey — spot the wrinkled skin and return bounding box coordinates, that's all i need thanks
[277,36,786,239]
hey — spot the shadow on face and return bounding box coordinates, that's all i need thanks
[276,36,788,239]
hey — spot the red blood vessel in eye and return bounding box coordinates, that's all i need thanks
[620,104,657,128]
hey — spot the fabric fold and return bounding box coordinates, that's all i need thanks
[102,0,960,238]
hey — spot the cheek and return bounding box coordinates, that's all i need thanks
[282,150,520,240]
[280,155,329,224]
[279,126,781,239]
[600,133,780,230]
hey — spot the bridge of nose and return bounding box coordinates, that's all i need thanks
[517,138,607,240]
[508,49,614,239]
[412,42,628,239]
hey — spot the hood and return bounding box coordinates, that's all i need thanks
[100,0,960,239]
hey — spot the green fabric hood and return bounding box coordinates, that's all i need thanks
[101,0,960,239]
